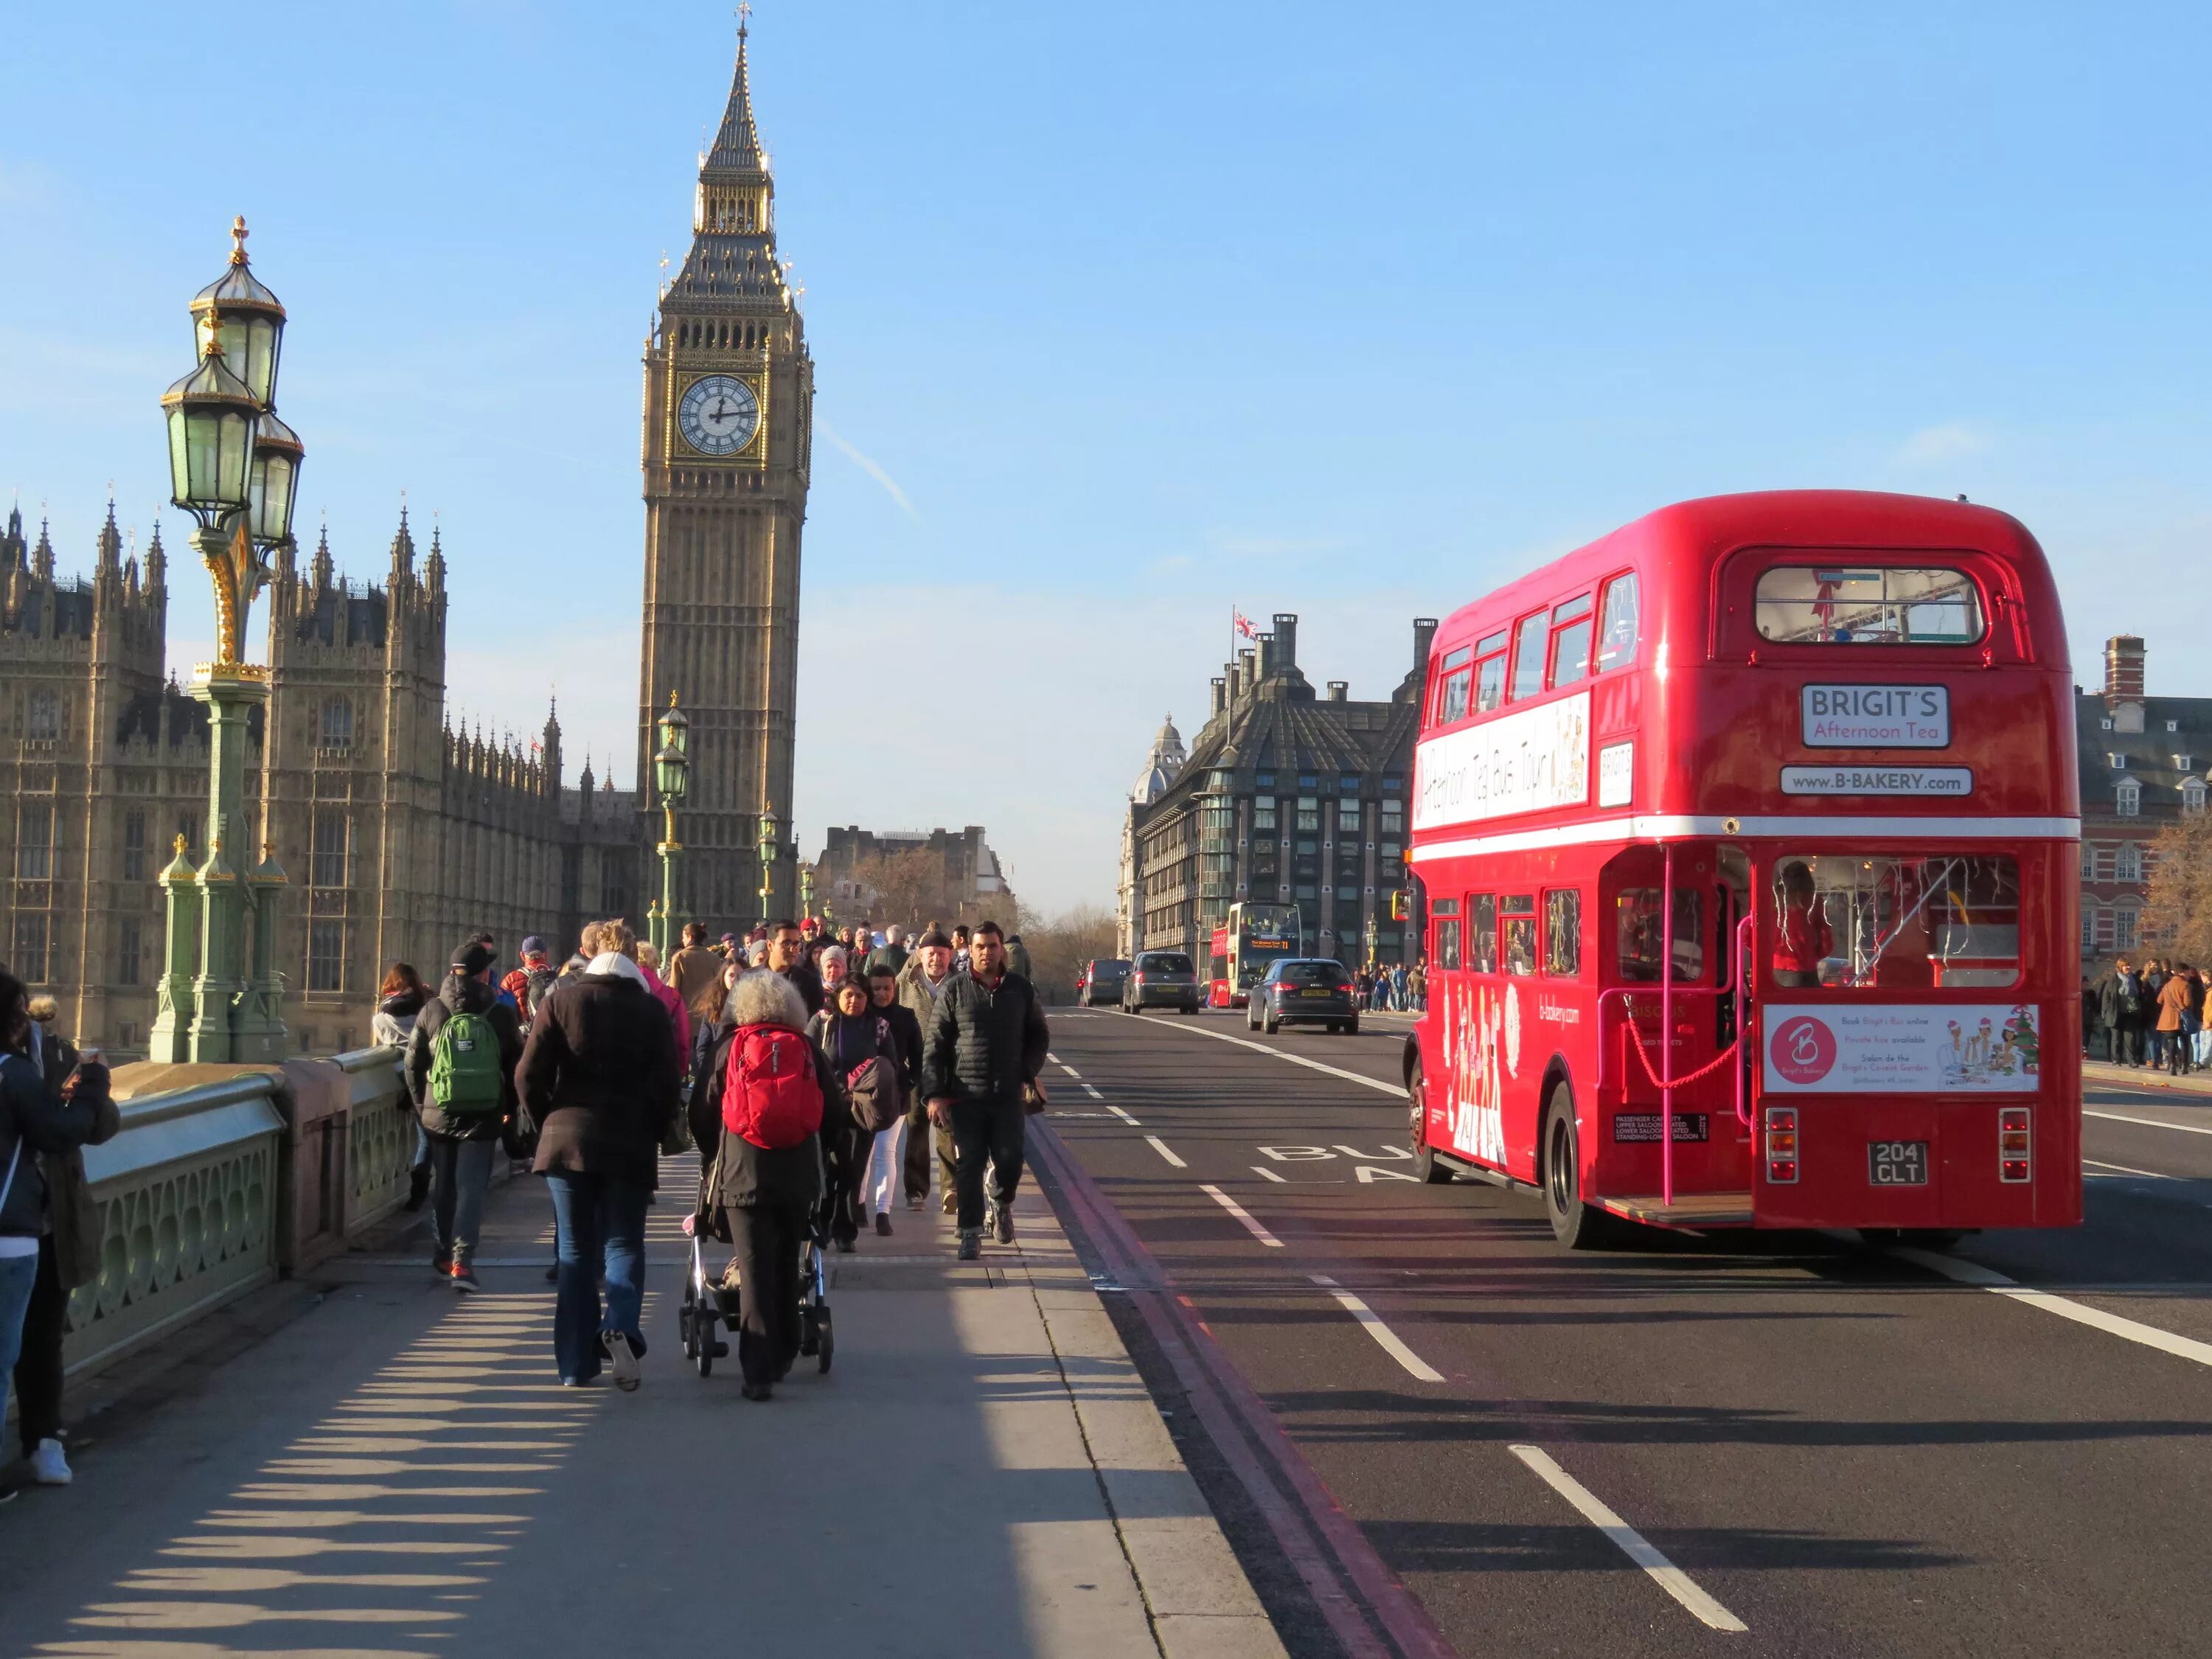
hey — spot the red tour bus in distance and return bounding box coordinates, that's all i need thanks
[1403,490,2081,1248]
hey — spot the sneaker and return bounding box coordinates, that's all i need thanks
[957,1229,981,1262]
[834,1236,856,1254]
[429,1248,450,1279]
[450,1258,481,1294]
[905,1194,925,1211]
[31,1439,72,1486]
[991,1203,1015,1245]
[941,1190,958,1216]
[560,1374,601,1388]
[741,1381,773,1402]
[603,1329,642,1392]
[874,1211,893,1237]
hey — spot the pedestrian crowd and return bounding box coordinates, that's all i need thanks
[379,911,1046,1402]
[2086,955,2208,1077]
[1353,960,1427,1012]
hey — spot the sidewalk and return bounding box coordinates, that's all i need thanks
[0,1145,1285,1659]
[2083,1057,2212,1098]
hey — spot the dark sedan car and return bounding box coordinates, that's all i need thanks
[1081,959,1131,1006]
[1123,950,1201,1015]
[1248,959,1359,1034]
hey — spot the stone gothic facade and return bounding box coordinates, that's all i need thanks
[0,504,639,1057]
[636,22,815,925]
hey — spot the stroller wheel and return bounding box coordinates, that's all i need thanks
[696,1315,715,1377]
[798,1306,820,1357]
[816,1307,834,1374]
[679,1281,698,1360]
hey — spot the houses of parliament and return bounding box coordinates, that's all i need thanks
[0,25,810,1054]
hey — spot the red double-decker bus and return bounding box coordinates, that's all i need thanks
[1402,490,2081,1248]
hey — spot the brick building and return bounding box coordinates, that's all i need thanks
[2078,633,2211,961]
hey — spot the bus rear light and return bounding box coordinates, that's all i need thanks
[1764,1106,1799,1185]
[1999,1107,2031,1183]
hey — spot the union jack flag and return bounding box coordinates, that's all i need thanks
[1234,611,1257,640]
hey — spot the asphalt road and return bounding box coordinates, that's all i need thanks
[1032,1004,2212,1659]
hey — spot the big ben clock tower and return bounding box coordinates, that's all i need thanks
[639,18,813,923]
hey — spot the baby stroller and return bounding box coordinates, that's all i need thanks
[680,1214,834,1378]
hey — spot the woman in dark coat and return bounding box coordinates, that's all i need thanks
[692,970,829,1400]
[515,938,678,1390]
[807,979,900,1253]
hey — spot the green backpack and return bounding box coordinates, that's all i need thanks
[429,1009,504,1116]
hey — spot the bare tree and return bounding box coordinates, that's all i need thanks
[2146,813,2212,962]
[1016,903,1118,1004]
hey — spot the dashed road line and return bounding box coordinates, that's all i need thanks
[2083,1157,2179,1180]
[1896,1246,2212,1370]
[1144,1135,1187,1169]
[1132,1015,1403,1096]
[1310,1274,1443,1382]
[1202,1183,1284,1247]
[1510,1445,1749,1633]
[1107,1104,1141,1127]
[1082,1084,1105,1100]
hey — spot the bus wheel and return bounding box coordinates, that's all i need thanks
[1408,1057,1453,1183]
[1543,1088,1616,1250]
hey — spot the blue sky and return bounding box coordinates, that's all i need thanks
[5,2,2210,912]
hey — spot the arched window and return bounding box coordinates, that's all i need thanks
[319,695,353,750]
[26,690,59,742]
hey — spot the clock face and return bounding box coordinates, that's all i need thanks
[678,375,760,456]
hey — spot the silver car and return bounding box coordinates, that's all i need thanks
[1123,950,1201,1015]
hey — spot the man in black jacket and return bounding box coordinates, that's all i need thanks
[922,921,1049,1259]
[767,918,824,1017]
[404,942,526,1290]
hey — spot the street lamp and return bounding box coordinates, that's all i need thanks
[150,216,299,1065]
[650,692,690,955]
[757,810,780,928]
[799,863,815,925]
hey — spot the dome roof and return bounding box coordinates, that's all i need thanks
[1130,714,1187,804]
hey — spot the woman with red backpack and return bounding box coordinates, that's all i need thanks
[691,970,834,1401]
[807,978,902,1253]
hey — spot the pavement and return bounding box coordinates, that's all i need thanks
[1039,1006,2212,1659]
[0,1140,1284,1659]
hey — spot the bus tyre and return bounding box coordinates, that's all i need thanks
[1408,1057,1453,1183]
[1543,1087,1617,1250]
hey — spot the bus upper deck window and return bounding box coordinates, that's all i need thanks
[1550,594,1593,689]
[1509,613,1547,701]
[1754,565,1985,645]
[1474,630,1509,712]
[1435,645,1473,725]
[1596,573,1638,672]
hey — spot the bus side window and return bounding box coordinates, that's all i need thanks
[1473,629,1509,712]
[1435,645,1473,725]
[1615,887,1704,983]
[1543,889,1582,976]
[1468,895,1498,973]
[1509,613,1547,701]
[1549,594,1593,689]
[1596,571,1639,672]
[1501,894,1537,975]
[1432,897,1462,970]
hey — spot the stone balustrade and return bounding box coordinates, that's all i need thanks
[60,1046,417,1378]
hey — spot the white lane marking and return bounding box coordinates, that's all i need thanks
[1107,1103,1141,1127]
[1144,1135,1187,1168]
[1895,1247,2212,1369]
[1309,1273,1444,1382]
[1202,1183,1284,1247]
[1509,1445,1749,1634]
[2085,1108,2212,1138]
[1130,1015,1402,1096]
[1252,1164,1289,1183]
[1059,1063,1084,1080]
[1047,1052,1060,1063]
[2082,1157,2179,1180]
[1082,1084,1105,1100]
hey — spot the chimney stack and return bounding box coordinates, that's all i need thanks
[2104,635,2146,701]
[1326,681,1349,703]
[1272,613,1298,671]
[1255,633,1276,682]
[1211,676,1227,716]
[1413,616,1439,678]
[1225,662,1242,704]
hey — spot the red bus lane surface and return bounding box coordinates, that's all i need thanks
[1037,1007,2212,1658]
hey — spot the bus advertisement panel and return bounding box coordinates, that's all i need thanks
[1402,491,2081,1251]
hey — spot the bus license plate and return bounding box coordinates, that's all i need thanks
[1868,1141,1929,1186]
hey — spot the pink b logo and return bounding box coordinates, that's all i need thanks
[1770,1015,1837,1085]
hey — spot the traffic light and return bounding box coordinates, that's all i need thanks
[1389,890,1411,922]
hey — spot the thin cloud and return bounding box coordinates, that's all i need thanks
[818,419,919,522]
[1896,422,1992,467]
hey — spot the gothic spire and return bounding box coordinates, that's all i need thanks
[425,522,446,593]
[97,497,122,573]
[32,513,54,580]
[145,523,166,592]
[704,18,765,176]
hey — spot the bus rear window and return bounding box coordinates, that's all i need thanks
[1616,888,1704,983]
[1769,854,2020,990]
[1754,566,1984,645]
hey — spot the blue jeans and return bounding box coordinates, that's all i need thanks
[543,1171,648,1382]
[0,1250,38,1428]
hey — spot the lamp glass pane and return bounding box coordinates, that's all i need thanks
[218,410,251,504]
[166,407,192,502]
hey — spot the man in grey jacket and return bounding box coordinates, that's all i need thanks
[896,929,961,1211]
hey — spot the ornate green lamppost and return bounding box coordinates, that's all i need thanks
[757,810,780,929]
[150,218,302,1064]
[799,862,815,927]
[648,692,690,956]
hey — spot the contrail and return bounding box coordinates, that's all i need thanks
[818,418,919,521]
